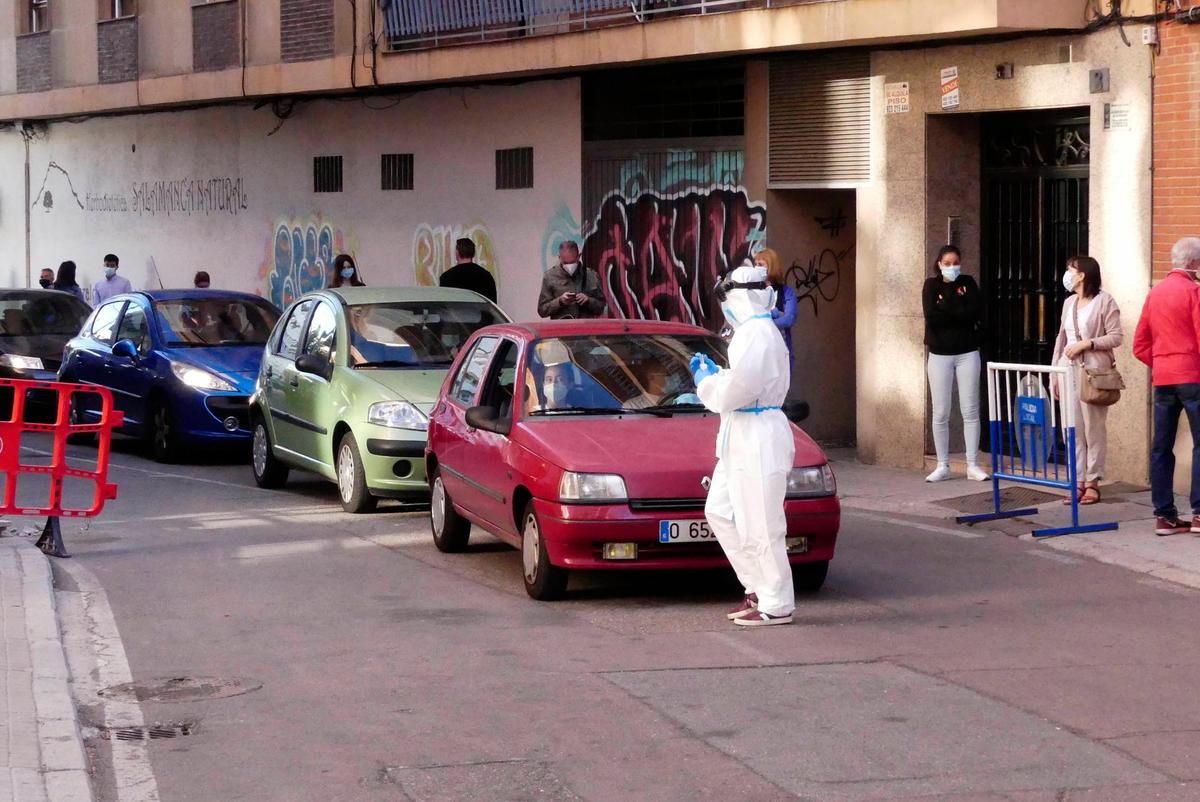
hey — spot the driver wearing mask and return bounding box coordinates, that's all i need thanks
[537,241,605,320]
[540,363,578,410]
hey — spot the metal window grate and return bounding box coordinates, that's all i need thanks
[495,147,533,190]
[314,155,343,193]
[381,153,414,191]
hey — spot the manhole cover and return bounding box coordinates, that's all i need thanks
[935,487,1061,514]
[99,676,262,704]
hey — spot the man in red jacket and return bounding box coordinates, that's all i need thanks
[1134,237,1200,535]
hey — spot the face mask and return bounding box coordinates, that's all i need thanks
[939,266,961,282]
[1062,271,1077,292]
[340,267,355,280]
[104,267,117,279]
[543,381,568,405]
[562,262,579,276]
[39,278,52,288]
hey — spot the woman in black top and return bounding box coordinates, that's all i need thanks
[922,245,987,483]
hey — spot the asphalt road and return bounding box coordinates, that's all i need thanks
[34,436,1200,801]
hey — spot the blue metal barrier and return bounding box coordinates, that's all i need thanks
[957,362,1119,538]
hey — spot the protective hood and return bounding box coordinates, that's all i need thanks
[721,264,773,329]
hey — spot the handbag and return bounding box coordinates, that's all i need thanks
[1072,297,1124,406]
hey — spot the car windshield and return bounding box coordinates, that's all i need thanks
[349,301,506,369]
[155,298,279,346]
[523,333,728,417]
[0,294,89,337]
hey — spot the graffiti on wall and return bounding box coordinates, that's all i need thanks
[31,162,85,213]
[540,203,581,273]
[583,188,767,330]
[787,246,852,317]
[413,222,499,288]
[614,150,745,199]
[258,214,355,308]
[130,176,249,218]
[815,207,848,239]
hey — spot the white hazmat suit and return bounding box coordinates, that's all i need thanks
[696,265,796,618]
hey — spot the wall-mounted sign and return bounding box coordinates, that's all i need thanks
[940,66,961,111]
[885,82,910,114]
[1104,102,1131,131]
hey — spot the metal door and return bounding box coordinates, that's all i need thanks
[980,109,1090,453]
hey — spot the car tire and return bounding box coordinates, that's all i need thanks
[430,467,470,552]
[251,417,289,489]
[147,397,178,464]
[521,500,567,601]
[62,380,96,447]
[793,560,829,594]
[336,431,377,514]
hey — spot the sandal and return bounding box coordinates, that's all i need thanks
[1063,485,1084,506]
[1080,486,1101,505]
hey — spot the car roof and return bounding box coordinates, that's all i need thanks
[128,289,276,305]
[0,288,86,301]
[479,319,714,340]
[325,286,494,304]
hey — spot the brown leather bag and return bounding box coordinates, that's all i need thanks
[1073,298,1124,406]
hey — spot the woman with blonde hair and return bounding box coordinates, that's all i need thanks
[752,247,798,367]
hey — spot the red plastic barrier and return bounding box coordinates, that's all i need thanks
[0,378,122,518]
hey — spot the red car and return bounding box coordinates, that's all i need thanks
[425,320,840,600]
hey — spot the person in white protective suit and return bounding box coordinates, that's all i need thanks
[691,263,796,627]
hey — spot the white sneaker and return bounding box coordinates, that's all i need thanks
[966,465,990,482]
[925,465,951,483]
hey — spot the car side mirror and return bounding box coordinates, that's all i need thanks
[465,405,511,436]
[112,339,139,361]
[295,353,333,381]
[784,400,810,423]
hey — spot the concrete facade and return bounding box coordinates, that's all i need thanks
[0,79,582,323]
[860,27,1154,482]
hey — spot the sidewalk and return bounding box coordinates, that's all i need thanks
[828,448,1200,591]
[1,537,91,802]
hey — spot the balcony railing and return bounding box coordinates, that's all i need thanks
[380,0,800,51]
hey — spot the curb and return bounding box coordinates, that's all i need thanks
[12,541,93,802]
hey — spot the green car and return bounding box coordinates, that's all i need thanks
[249,287,510,511]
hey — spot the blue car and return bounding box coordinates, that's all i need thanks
[60,290,281,462]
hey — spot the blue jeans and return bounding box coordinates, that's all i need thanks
[1151,384,1200,517]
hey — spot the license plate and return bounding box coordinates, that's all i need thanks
[659,519,715,544]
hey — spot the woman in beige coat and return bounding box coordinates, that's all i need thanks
[1052,255,1123,505]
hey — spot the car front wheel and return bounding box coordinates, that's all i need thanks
[147,397,178,463]
[521,501,567,601]
[251,418,289,489]
[430,467,470,552]
[336,431,377,513]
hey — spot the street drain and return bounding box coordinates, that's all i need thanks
[935,486,1061,514]
[103,723,194,742]
[98,676,262,704]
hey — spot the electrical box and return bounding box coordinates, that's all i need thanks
[1142,26,1158,45]
[1089,68,1110,94]
[995,63,1014,79]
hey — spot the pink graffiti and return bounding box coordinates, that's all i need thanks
[582,189,766,331]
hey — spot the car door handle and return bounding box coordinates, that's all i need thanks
[289,377,299,387]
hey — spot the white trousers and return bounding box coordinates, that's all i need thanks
[927,350,982,466]
[704,457,795,617]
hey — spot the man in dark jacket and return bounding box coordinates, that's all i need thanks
[438,238,497,303]
[537,241,605,319]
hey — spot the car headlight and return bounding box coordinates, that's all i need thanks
[171,362,236,392]
[786,464,836,498]
[0,355,44,371]
[367,400,428,431]
[559,472,628,502]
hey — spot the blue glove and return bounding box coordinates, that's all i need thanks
[690,352,718,386]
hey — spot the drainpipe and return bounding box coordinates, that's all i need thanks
[23,124,31,289]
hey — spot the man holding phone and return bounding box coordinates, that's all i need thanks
[537,241,606,319]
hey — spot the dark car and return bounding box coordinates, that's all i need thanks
[0,289,93,420]
[60,290,280,461]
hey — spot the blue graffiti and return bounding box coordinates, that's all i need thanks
[268,222,334,307]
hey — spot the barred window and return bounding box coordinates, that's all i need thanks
[314,156,343,193]
[495,147,533,190]
[381,153,414,191]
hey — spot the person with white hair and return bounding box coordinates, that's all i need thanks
[1133,236,1200,536]
[691,263,795,626]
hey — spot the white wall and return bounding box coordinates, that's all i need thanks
[0,78,583,321]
